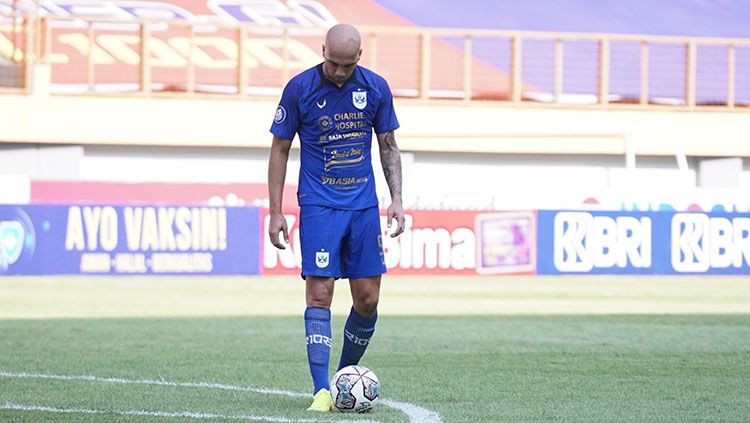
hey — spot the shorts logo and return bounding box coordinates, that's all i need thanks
[316,250,329,268]
[274,105,286,124]
[352,91,367,110]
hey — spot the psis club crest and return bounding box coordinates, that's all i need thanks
[352,91,367,110]
[315,250,329,268]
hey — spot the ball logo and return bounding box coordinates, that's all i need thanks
[315,250,329,268]
[331,365,380,413]
[273,105,286,124]
[0,221,25,270]
[352,91,367,110]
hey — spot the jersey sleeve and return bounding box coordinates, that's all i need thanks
[373,78,400,134]
[269,79,300,141]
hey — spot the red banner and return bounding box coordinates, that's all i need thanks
[31,180,297,208]
[261,208,537,275]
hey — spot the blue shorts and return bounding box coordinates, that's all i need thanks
[299,205,386,279]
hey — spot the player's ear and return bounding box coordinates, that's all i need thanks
[321,44,326,57]
[357,48,362,61]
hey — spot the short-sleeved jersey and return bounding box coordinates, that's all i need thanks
[270,64,399,210]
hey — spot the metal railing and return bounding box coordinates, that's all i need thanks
[1,14,750,109]
[0,15,35,93]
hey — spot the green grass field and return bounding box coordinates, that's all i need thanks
[1,275,750,422]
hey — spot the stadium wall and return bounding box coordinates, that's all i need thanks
[2,81,750,211]
[2,89,750,157]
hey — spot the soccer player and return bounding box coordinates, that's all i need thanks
[267,23,404,412]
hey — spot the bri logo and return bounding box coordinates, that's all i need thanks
[671,213,750,272]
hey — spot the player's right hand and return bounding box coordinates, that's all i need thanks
[268,213,289,249]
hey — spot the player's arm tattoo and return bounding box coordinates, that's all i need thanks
[378,130,402,202]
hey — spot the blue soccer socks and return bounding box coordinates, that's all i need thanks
[338,307,377,370]
[304,307,332,394]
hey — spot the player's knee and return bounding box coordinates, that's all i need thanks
[306,289,333,308]
[354,295,379,317]
[307,291,333,308]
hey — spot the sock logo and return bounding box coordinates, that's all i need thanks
[306,334,332,348]
[344,330,370,346]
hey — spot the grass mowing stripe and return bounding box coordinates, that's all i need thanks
[0,371,309,398]
[1,402,371,422]
[3,275,749,318]
[0,371,440,423]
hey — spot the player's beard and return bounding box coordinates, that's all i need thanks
[323,65,352,87]
[326,73,347,87]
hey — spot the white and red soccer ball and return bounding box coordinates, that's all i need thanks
[330,365,380,413]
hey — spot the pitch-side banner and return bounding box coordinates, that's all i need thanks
[0,204,261,275]
[537,210,750,275]
[261,209,537,275]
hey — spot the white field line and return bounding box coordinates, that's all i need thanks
[1,402,368,423]
[379,400,442,423]
[0,370,442,423]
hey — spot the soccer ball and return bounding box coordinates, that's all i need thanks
[330,365,380,413]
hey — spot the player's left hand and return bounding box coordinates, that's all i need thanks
[386,201,405,237]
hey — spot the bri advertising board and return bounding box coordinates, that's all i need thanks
[0,204,261,275]
[537,210,750,275]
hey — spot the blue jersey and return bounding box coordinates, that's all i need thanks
[270,64,399,210]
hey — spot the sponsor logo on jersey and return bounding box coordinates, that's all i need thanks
[317,115,333,131]
[323,143,365,170]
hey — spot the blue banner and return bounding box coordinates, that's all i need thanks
[537,210,750,275]
[0,205,261,275]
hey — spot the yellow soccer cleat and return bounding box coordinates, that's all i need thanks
[307,388,333,412]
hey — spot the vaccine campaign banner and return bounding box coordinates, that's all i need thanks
[537,210,750,275]
[0,204,261,275]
